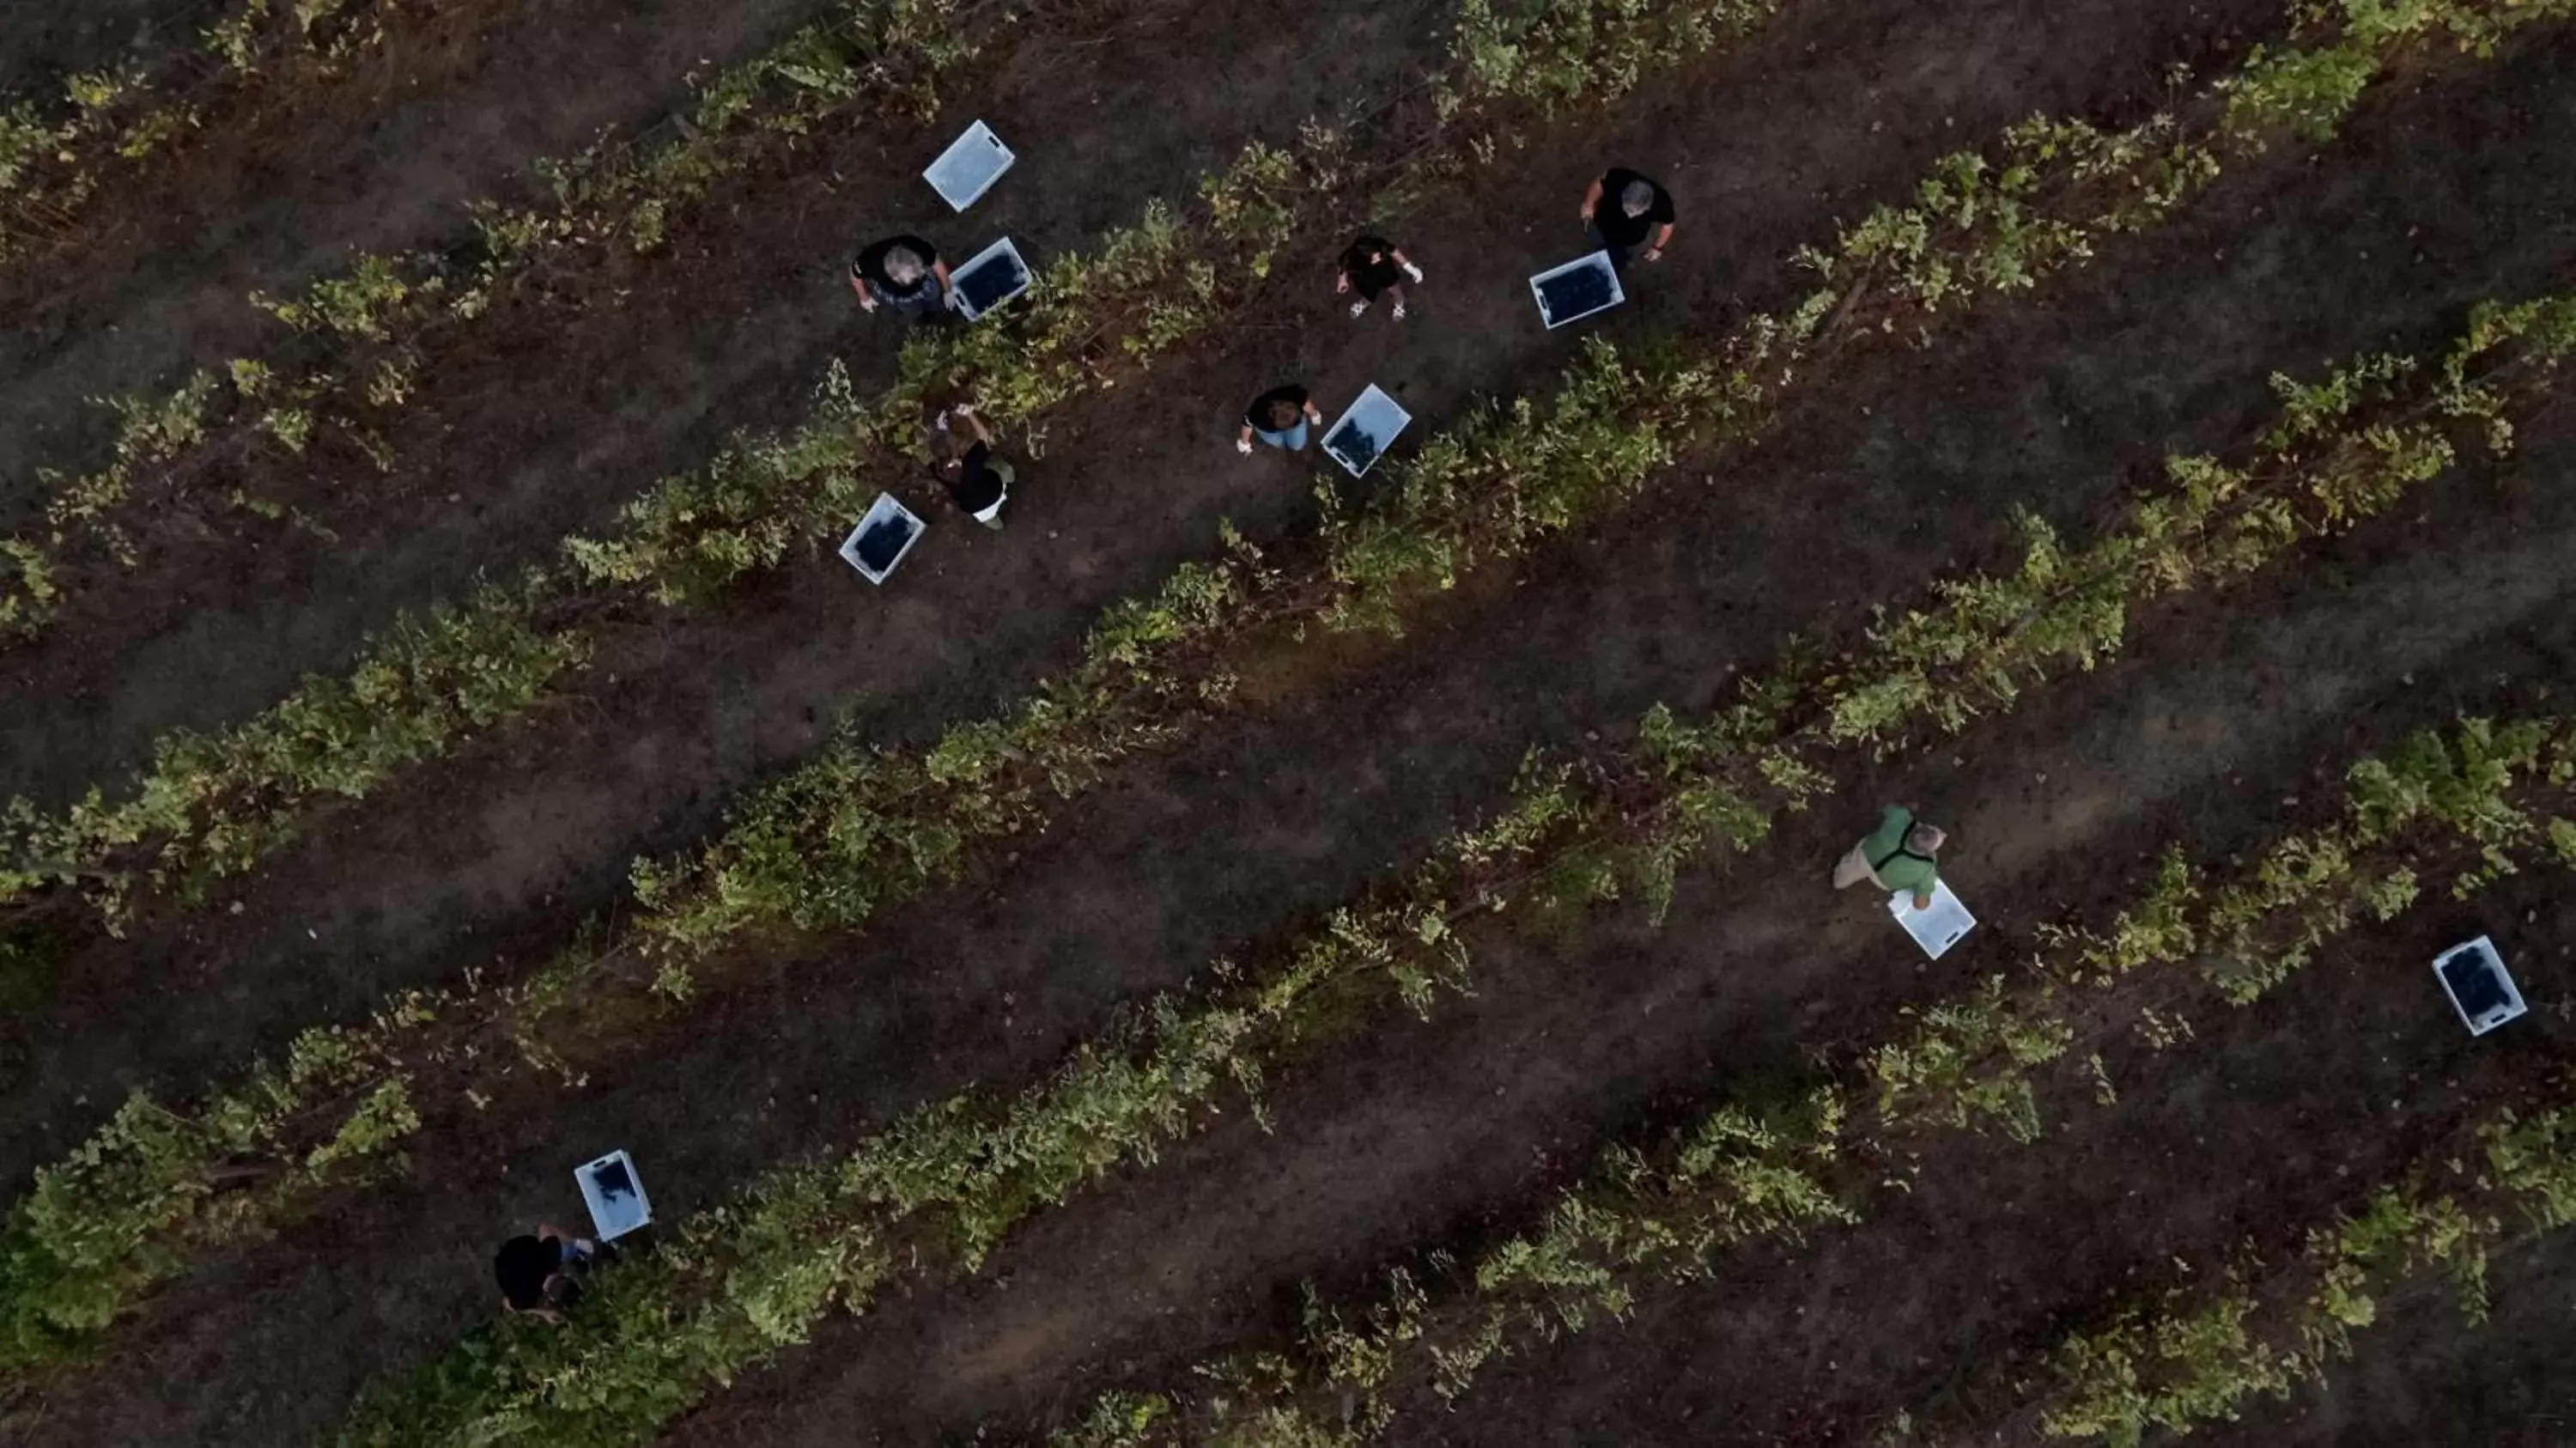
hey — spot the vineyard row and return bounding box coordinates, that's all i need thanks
[0,9,2549,1382]
[1037,708,2576,1445]
[317,286,2576,1442]
[0,0,1800,923]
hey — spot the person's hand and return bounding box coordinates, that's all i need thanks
[1402,260,1425,283]
[856,290,878,313]
[1305,405,1324,423]
[951,402,975,418]
[1237,436,1255,456]
[1642,246,1663,263]
[1913,891,1934,911]
[1334,274,1350,294]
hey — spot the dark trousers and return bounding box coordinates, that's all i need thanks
[1587,221,1640,273]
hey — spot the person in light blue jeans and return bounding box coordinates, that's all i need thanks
[1239,383,1324,455]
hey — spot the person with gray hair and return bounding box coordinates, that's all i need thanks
[1833,804,1947,910]
[1579,166,1676,273]
[849,233,955,319]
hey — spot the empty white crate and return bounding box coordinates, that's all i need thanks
[574,1149,653,1242]
[1322,384,1413,478]
[951,236,1033,322]
[2433,935,2527,1036]
[1889,879,1975,960]
[839,493,927,584]
[1529,251,1625,330]
[924,119,1014,211]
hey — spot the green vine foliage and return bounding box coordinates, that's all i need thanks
[18,0,2567,1398]
[2028,1097,2576,1445]
[0,571,586,924]
[0,0,386,263]
[0,0,993,649]
[0,0,1832,1384]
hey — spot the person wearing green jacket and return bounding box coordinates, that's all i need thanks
[1833,805,1947,910]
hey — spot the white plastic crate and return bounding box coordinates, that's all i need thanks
[1321,384,1413,478]
[839,493,927,584]
[574,1149,653,1242]
[951,236,1033,322]
[2433,935,2527,1036]
[1529,251,1625,330]
[924,119,1014,211]
[1888,879,1975,960]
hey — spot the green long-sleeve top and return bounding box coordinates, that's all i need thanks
[1861,805,1939,897]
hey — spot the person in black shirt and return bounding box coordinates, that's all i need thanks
[936,403,1015,529]
[1579,167,1676,272]
[1238,383,1324,455]
[494,1224,598,1322]
[1335,234,1425,321]
[849,234,954,318]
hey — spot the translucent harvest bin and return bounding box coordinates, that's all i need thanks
[951,236,1033,321]
[924,119,1014,211]
[1888,879,1975,960]
[575,1149,653,1241]
[1322,384,1413,478]
[840,493,927,584]
[2433,935,2526,1036]
[1530,251,1625,330]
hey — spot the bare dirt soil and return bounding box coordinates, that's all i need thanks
[8,2,2575,1445]
[0,0,837,492]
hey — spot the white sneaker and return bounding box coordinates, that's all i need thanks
[1391,301,1407,320]
[1349,299,1370,317]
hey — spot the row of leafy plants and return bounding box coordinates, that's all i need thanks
[1,0,2437,931]
[1918,1078,2576,1447]
[0,0,1807,921]
[1032,704,2576,1447]
[314,257,2576,1441]
[0,0,989,645]
[3,0,1743,642]
[0,9,2545,1384]
[0,0,1826,1382]
[0,0,402,266]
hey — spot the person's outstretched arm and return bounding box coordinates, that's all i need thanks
[933,258,955,295]
[1647,221,1675,259]
[1392,247,1424,282]
[849,272,877,309]
[1237,423,1257,455]
[1579,175,1605,221]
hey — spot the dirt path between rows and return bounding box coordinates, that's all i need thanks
[0,0,2281,1201]
[0,0,843,490]
[647,430,2576,1445]
[649,410,2576,1443]
[14,16,2567,1443]
[1,0,226,95]
[0,0,1437,799]
[2196,1236,2576,1447]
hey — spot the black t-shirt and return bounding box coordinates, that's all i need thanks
[946,441,1008,514]
[1594,168,1675,249]
[1339,236,1404,297]
[852,235,939,295]
[1244,384,1310,432]
[494,1234,562,1311]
